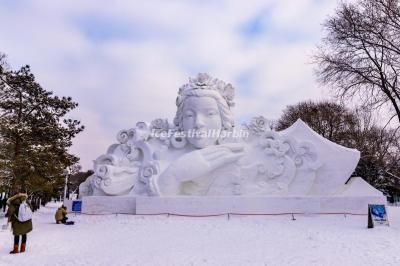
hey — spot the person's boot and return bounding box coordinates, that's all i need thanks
[20,243,26,252]
[9,245,19,254]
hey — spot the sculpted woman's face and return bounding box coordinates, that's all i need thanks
[182,96,222,149]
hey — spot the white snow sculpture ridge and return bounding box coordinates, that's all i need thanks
[78,73,385,214]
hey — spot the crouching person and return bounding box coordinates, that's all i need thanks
[6,193,33,254]
[55,205,68,224]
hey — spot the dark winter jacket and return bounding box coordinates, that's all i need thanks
[6,193,33,236]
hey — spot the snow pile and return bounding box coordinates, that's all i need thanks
[0,203,399,266]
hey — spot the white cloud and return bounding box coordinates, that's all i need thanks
[0,0,338,170]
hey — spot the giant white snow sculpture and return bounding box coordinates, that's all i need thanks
[78,73,385,214]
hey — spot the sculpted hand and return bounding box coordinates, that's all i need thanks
[155,143,244,195]
[198,143,244,174]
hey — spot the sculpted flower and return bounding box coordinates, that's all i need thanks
[142,166,155,178]
[134,122,151,141]
[95,165,109,179]
[194,73,212,86]
[117,130,130,144]
[139,162,159,184]
[245,116,273,135]
[150,118,170,141]
[151,118,169,131]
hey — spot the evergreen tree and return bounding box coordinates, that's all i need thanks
[0,53,84,195]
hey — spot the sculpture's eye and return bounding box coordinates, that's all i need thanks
[208,110,218,116]
[184,111,194,118]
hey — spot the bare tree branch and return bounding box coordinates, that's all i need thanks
[314,0,400,125]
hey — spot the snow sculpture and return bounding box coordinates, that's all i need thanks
[79,73,361,198]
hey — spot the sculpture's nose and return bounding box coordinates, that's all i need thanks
[194,114,205,129]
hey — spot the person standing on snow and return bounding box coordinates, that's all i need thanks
[0,193,3,210]
[6,193,33,254]
[2,195,7,212]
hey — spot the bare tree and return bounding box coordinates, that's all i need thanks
[276,100,358,143]
[314,0,400,125]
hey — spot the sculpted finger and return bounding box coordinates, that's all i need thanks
[209,151,244,169]
[201,145,230,156]
[218,143,244,152]
[200,146,219,156]
[204,150,230,161]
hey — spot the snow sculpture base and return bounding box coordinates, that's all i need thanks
[137,196,386,215]
[77,195,385,215]
[82,196,136,214]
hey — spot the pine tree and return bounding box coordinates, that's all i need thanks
[0,54,84,195]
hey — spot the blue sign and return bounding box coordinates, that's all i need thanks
[368,204,389,228]
[371,205,386,220]
[72,200,82,212]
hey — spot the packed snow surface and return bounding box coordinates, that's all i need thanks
[0,202,399,266]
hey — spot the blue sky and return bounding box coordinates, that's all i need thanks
[0,0,338,170]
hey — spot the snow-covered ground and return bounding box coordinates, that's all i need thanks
[0,202,399,266]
